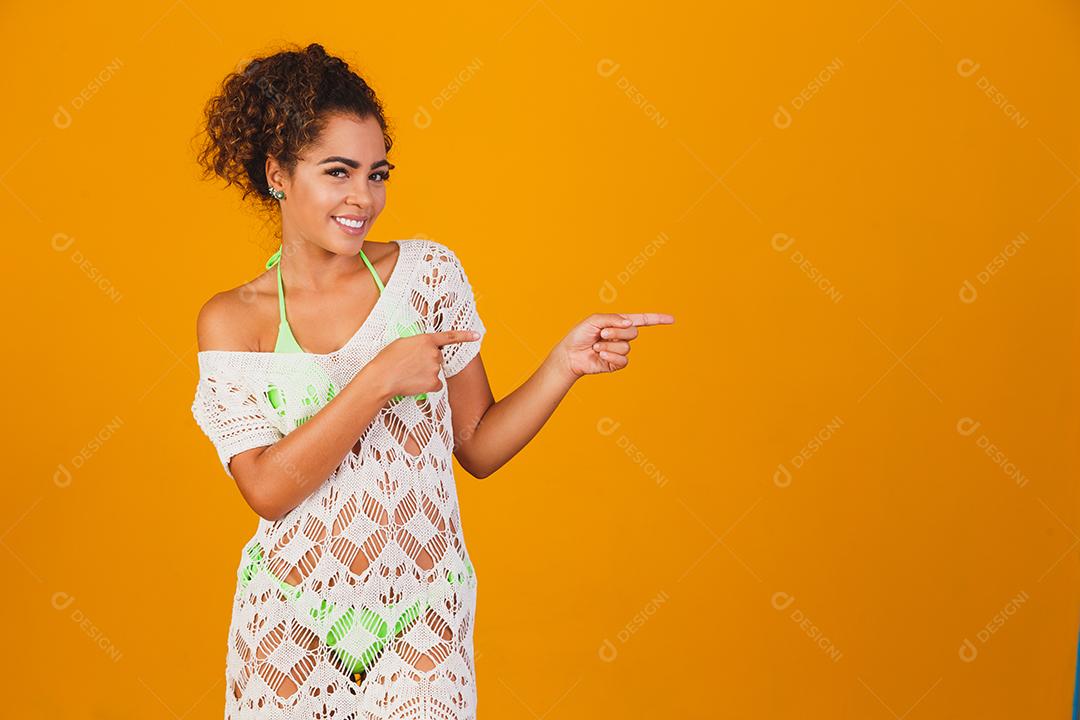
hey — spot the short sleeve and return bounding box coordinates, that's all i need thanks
[191,368,284,479]
[421,241,486,377]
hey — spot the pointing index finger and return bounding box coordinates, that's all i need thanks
[431,329,482,347]
[618,313,676,327]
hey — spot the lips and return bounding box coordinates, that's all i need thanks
[330,215,369,235]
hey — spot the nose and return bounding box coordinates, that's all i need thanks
[346,176,375,210]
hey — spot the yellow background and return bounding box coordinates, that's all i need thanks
[3,1,1078,718]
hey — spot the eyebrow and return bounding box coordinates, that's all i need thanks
[317,156,393,170]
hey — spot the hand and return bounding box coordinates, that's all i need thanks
[368,329,481,398]
[554,312,675,378]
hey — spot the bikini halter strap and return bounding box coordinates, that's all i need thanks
[357,246,386,293]
[264,244,385,311]
[266,247,288,330]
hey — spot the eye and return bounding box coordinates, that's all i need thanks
[370,170,391,183]
[325,167,349,178]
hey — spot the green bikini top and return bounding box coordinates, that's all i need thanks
[265,245,385,354]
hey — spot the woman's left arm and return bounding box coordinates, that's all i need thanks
[447,311,675,478]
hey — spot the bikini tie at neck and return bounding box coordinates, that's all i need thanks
[265,246,283,269]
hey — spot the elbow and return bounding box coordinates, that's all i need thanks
[231,449,290,522]
[236,474,288,523]
[460,456,494,480]
[260,509,287,523]
[244,489,284,522]
[251,496,289,523]
[248,483,293,522]
[453,447,489,479]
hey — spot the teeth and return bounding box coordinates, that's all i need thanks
[334,217,365,228]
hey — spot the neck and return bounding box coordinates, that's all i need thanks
[275,235,371,291]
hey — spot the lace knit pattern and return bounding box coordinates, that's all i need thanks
[191,239,486,720]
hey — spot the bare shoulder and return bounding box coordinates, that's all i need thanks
[196,273,275,352]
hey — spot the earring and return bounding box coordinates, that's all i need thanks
[269,187,285,200]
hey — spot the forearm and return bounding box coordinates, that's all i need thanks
[461,347,577,478]
[250,362,393,520]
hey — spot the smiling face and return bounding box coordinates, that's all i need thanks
[266,112,393,255]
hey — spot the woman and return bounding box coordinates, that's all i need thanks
[190,42,674,720]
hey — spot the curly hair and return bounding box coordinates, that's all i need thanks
[195,42,393,217]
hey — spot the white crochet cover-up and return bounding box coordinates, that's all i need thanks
[190,239,486,720]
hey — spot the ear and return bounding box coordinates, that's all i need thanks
[265,156,286,193]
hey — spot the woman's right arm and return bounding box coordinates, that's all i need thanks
[233,329,474,520]
[197,292,478,521]
[228,363,394,521]
[197,292,395,521]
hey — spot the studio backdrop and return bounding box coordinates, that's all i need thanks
[4,2,1078,718]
